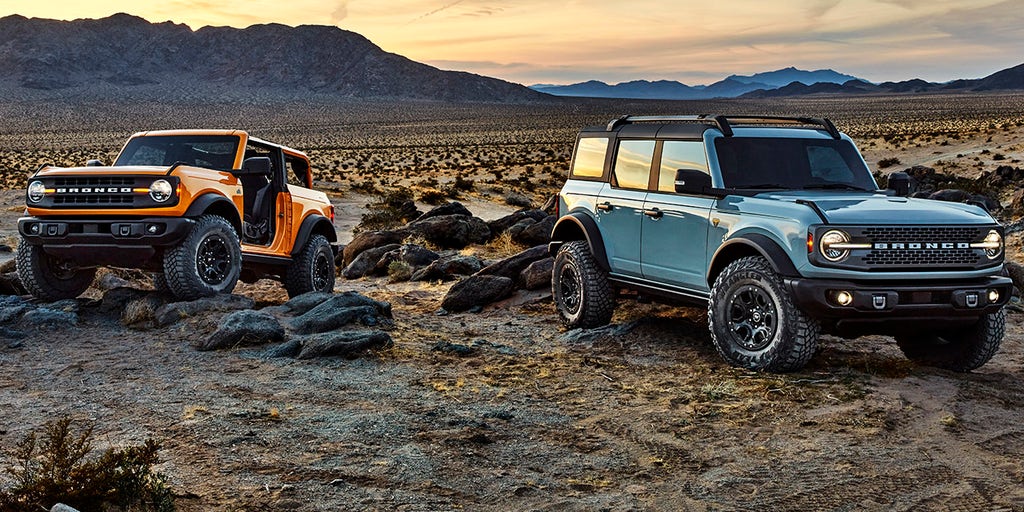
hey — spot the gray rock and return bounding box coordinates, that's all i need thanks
[154,294,255,327]
[20,308,77,328]
[514,215,556,246]
[342,243,401,279]
[475,245,549,280]
[96,272,131,291]
[281,292,335,315]
[400,244,440,267]
[410,255,483,282]
[262,339,302,358]
[520,257,554,290]
[371,248,402,276]
[51,504,81,512]
[197,309,285,351]
[0,296,32,323]
[290,292,392,334]
[440,275,514,312]
[406,214,491,249]
[416,201,472,221]
[2,326,26,341]
[487,209,548,235]
[506,218,537,241]
[47,299,80,313]
[101,287,157,314]
[296,330,392,359]
[342,230,409,266]
[559,322,640,345]
[431,340,475,356]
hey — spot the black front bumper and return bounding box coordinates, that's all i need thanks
[787,275,1013,334]
[19,216,195,267]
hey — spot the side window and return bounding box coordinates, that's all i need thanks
[807,145,854,182]
[613,140,655,190]
[657,141,709,193]
[571,137,608,178]
[285,155,310,188]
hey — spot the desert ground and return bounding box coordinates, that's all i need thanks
[2,94,1024,511]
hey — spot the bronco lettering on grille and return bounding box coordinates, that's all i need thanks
[873,242,972,250]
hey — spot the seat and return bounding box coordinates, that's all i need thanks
[237,161,274,243]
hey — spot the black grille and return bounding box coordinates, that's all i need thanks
[53,195,134,206]
[862,226,985,243]
[863,249,981,266]
[39,176,141,208]
[53,177,135,187]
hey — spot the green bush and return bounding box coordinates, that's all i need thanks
[0,417,175,512]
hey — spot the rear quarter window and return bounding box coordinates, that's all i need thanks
[613,140,655,190]
[571,137,609,178]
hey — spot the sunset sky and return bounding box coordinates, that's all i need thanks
[6,0,1022,85]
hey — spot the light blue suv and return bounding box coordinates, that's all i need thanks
[549,115,1011,373]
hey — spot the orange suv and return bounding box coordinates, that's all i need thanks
[17,129,337,301]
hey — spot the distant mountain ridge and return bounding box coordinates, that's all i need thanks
[533,64,1024,100]
[0,13,546,102]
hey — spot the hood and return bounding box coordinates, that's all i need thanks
[761,191,996,225]
[33,165,177,177]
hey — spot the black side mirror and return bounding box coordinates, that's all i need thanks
[236,156,272,176]
[674,169,712,195]
[887,171,911,197]
[86,159,105,167]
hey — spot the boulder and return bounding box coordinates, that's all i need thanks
[487,209,548,236]
[290,292,392,334]
[928,189,999,212]
[514,215,556,246]
[20,308,77,328]
[0,296,32,324]
[296,330,393,359]
[0,271,25,296]
[100,287,157,314]
[476,245,549,280]
[410,255,484,282]
[400,244,440,267]
[371,248,402,276]
[95,272,130,291]
[262,339,302,358]
[406,214,491,249]
[520,257,554,290]
[342,243,401,279]
[441,275,514,313]
[342,230,409,266]
[416,201,473,221]
[154,294,255,327]
[280,292,335,315]
[197,309,285,351]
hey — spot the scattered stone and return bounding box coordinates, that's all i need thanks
[262,339,302,358]
[440,275,514,313]
[296,330,392,359]
[416,201,473,221]
[476,245,549,280]
[520,257,554,290]
[2,326,26,342]
[280,292,335,315]
[431,340,475,356]
[154,294,255,327]
[290,292,392,334]
[559,322,640,345]
[514,215,556,246]
[51,504,81,512]
[487,209,548,235]
[399,244,440,267]
[342,230,409,266]
[100,287,157,314]
[410,255,483,282]
[342,243,401,279]
[197,309,285,351]
[20,308,77,328]
[0,296,31,323]
[96,272,131,291]
[928,189,999,211]
[406,214,490,249]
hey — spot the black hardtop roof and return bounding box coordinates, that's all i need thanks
[580,114,841,139]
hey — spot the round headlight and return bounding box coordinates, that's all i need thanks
[27,181,46,203]
[982,229,1002,259]
[820,230,851,262]
[149,179,173,203]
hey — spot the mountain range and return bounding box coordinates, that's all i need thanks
[532,65,1024,100]
[0,13,544,102]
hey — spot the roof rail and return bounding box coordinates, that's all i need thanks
[606,114,840,139]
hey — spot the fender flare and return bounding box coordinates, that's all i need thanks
[292,214,337,256]
[708,233,800,284]
[183,193,241,232]
[548,212,610,272]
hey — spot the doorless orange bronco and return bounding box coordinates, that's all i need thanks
[17,130,338,301]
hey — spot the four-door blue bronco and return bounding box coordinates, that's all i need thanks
[549,115,1011,373]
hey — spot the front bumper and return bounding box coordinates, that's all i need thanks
[19,216,195,267]
[787,275,1012,326]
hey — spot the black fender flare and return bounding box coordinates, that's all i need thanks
[292,214,337,256]
[708,233,800,285]
[548,212,610,272]
[183,193,241,232]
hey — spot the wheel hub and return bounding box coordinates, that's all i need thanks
[727,284,778,351]
[558,263,582,315]
[196,234,231,285]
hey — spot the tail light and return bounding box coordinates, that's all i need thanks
[554,195,560,217]
[329,205,335,222]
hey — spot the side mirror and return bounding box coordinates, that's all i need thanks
[86,159,105,167]
[674,169,712,195]
[236,156,272,176]
[887,171,911,197]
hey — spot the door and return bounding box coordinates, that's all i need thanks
[641,140,714,291]
[596,139,656,277]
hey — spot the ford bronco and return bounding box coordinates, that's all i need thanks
[18,130,337,301]
[550,115,1010,372]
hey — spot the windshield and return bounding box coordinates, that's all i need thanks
[714,137,876,191]
[114,135,240,171]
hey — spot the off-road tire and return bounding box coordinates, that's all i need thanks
[152,272,170,294]
[284,234,335,298]
[15,240,96,301]
[709,256,819,372]
[895,309,1005,372]
[163,214,241,301]
[552,240,614,328]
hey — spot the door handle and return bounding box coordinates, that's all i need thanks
[596,202,613,212]
[643,208,663,219]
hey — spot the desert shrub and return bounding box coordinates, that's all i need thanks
[355,188,418,234]
[504,192,532,208]
[418,188,447,205]
[0,417,175,512]
[452,175,475,192]
[387,261,412,283]
[877,157,901,169]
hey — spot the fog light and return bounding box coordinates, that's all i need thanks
[29,223,40,234]
[988,289,1000,303]
[147,224,159,234]
[835,290,853,306]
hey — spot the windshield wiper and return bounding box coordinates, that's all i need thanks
[736,183,786,189]
[803,183,870,191]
